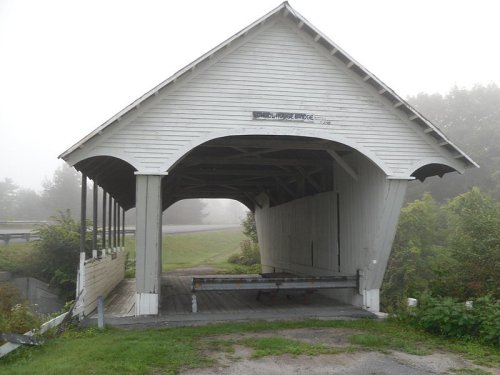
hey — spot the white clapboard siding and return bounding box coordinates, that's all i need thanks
[80,250,125,316]
[77,17,450,177]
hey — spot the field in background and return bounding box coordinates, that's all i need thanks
[0,228,245,277]
[124,227,245,272]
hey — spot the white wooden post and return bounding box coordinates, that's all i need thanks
[77,252,86,319]
[192,294,197,313]
[97,296,105,328]
[80,174,87,254]
[135,174,163,316]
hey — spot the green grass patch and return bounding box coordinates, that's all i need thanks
[1,319,498,374]
[451,369,493,375]
[240,336,346,358]
[125,228,245,273]
[349,334,390,348]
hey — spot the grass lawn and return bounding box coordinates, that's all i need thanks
[125,228,246,273]
[0,319,497,374]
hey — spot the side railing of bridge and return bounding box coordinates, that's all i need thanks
[75,246,126,318]
[191,271,363,313]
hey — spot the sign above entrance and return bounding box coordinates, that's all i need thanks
[253,111,314,122]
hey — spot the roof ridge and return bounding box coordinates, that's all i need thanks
[59,2,477,170]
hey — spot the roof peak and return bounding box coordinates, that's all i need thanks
[59,2,476,170]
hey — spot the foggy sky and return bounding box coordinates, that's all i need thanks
[1,0,499,191]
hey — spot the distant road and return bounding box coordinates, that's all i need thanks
[0,224,242,244]
[162,224,241,234]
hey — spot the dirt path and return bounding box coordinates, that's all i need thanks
[164,265,220,276]
[182,328,499,375]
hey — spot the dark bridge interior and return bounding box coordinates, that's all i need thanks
[74,134,453,212]
[74,135,355,211]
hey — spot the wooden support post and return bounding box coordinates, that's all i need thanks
[191,294,197,313]
[92,181,98,250]
[80,174,87,254]
[97,296,104,329]
[102,191,107,250]
[117,205,121,250]
[77,252,86,318]
[122,209,125,248]
[108,196,112,250]
[135,174,163,316]
[113,200,117,249]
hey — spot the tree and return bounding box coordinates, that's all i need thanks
[444,188,500,299]
[242,211,258,243]
[33,211,90,300]
[42,164,83,218]
[0,178,18,220]
[163,199,207,224]
[381,193,445,309]
[15,188,45,220]
[382,188,500,310]
[407,84,500,201]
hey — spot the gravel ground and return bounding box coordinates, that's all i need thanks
[182,328,499,375]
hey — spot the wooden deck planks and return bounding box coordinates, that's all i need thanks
[97,275,360,318]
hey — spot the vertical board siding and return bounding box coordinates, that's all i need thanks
[82,18,445,176]
[256,154,408,307]
[256,190,338,277]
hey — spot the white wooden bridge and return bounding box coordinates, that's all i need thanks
[59,2,476,318]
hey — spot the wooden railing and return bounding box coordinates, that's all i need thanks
[190,272,361,313]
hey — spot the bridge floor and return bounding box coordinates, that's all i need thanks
[88,273,374,328]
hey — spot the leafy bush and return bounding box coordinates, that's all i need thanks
[0,283,41,334]
[382,188,500,311]
[228,240,260,266]
[242,211,258,243]
[227,212,261,269]
[34,211,91,301]
[225,264,262,274]
[401,293,499,346]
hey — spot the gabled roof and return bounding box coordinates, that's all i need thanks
[59,2,477,170]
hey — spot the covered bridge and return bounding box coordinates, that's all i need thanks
[60,2,476,316]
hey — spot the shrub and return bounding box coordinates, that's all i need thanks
[242,211,258,243]
[34,211,91,301]
[401,293,499,346]
[0,283,41,334]
[227,264,262,274]
[228,240,260,266]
